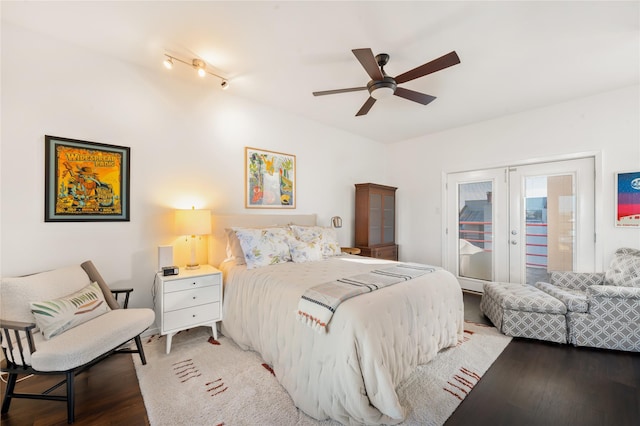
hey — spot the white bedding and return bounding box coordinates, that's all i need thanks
[220,255,464,425]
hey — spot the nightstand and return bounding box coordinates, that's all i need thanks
[154,265,223,354]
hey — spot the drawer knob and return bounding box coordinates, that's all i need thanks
[192,282,196,286]
[193,296,196,300]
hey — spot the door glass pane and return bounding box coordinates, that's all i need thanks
[524,174,575,284]
[458,182,493,281]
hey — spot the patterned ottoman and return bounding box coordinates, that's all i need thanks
[480,282,568,343]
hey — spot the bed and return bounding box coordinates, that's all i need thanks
[212,214,464,425]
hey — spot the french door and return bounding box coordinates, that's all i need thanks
[446,157,595,292]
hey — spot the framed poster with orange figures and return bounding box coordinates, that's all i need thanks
[245,147,296,209]
[45,135,130,222]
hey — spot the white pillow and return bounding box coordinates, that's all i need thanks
[30,281,111,340]
[234,227,293,269]
[289,239,323,263]
[225,228,247,265]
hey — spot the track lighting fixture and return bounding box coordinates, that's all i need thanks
[163,54,229,88]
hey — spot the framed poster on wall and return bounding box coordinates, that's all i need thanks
[615,170,640,227]
[45,135,130,222]
[245,147,296,209]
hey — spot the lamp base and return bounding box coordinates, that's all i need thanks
[186,263,200,270]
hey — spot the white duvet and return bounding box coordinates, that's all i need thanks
[220,256,464,425]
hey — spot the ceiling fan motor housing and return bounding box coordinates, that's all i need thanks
[367,76,397,99]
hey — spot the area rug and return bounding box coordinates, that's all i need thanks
[133,321,511,426]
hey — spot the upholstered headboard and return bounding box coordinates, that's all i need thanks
[209,214,317,267]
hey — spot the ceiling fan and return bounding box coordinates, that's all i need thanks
[313,48,460,116]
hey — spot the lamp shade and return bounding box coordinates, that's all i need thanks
[175,208,211,236]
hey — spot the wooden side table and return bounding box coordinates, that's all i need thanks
[154,265,223,354]
[341,247,362,255]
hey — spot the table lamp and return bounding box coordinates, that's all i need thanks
[175,206,211,269]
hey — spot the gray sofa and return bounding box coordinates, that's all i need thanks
[481,248,640,352]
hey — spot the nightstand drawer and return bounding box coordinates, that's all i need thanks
[163,274,221,293]
[164,285,220,312]
[163,302,220,332]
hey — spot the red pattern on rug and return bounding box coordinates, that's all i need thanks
[173,359,202,382]
[443,366,481,400]
[262,363,276,376]
[208,336,221,345]
[205,377,228,397]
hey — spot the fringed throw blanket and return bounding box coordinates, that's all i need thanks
[297,263,436,332]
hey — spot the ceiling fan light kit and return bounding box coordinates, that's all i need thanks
[313,48,460,116]
[368,78,397,100]
[163,54,229,89]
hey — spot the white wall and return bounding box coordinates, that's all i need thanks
[0,23,387,313]
[388,85,640,270]
[3,22,638,317]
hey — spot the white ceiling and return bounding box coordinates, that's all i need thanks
[3,1,639,144]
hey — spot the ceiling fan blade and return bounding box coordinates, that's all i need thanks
[356,97,376,116]
[394,87,437,105]
[313,87,367,96]
[352,48,384,81]
[394,51,460,84]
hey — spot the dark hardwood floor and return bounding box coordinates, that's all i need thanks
[2,292,638,425]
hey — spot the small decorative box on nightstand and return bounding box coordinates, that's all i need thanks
[154,265,223,354]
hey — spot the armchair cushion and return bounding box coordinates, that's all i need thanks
[535,281,588,313]
[5,308,154,372]
[30,281,111,339]
[1,265,91,324]
[604,247,640,288]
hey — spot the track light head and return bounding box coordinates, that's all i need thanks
[192,59,206,77]
[221,80,229,90]
[163,56,173,69]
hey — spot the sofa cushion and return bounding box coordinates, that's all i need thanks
[535,281,588,313]
[30,281,111,339]
[605,247,640,288]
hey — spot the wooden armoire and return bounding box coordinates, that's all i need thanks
[354,183,398,260]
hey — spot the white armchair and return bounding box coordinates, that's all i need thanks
[1,261,155,423]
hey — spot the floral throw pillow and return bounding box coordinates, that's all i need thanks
[289,225,341,258]
[289,239,323,263]
[30,281,111,340]
[235,227,293,269]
